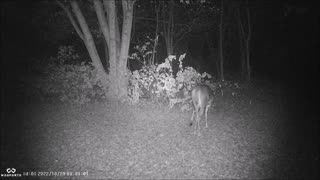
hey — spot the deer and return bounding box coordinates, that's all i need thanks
[190,84,214,135]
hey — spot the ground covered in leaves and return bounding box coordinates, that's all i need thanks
[2,81,319,179]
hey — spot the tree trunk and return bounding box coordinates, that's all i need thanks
[104,0,119,98]
[236,1,251,81]
[161,0,174,56]
[237,6,246,80]
[219,0,225,81]
[152,1,160,66]
[245,0,251,81]
[117,0,135,99]
[245,39,251,81]
[70,1,109,90]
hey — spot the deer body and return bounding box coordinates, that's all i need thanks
[190,84,213,135]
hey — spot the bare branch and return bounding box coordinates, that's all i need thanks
[134,16,169,24]
[56,0,84,40]
[93,0,110,47]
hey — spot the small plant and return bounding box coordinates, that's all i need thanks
[129,36,156,66]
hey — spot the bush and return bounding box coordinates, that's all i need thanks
[38,60,106,105]
[56,45,80,65]
[128,53,220,110]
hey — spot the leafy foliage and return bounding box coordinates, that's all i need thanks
[39,61,106,105]
[129,36,155,66]
[35,46,107,105]
[128,53,219,110]
[56,45,80,64]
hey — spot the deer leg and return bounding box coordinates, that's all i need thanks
[205,105,209,128]
[197,113,201,135]
[193,113,198,135]
[190,110,195,122]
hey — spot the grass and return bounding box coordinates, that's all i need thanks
[1,81,319,179]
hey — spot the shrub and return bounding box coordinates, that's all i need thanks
[38,60,106,105]
[56,45,80,65]
[128,53,219,110]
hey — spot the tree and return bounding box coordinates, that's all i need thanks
[57,0,136,100]
[236,0,251,81]
[160,0,174,55]
[218,0,225,81]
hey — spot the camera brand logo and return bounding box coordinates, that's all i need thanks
[6,168,16,174]
[1,168,21,177]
